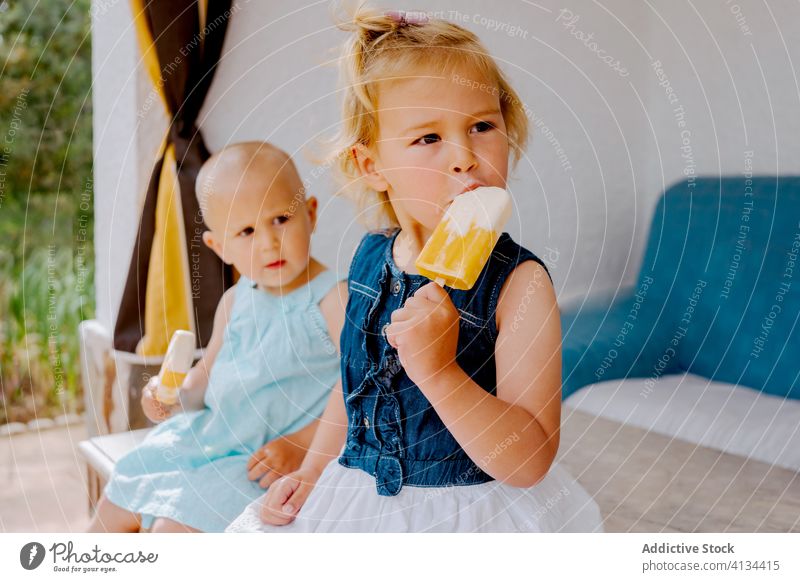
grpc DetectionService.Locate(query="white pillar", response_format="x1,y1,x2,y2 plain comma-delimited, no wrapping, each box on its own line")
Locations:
91,0,167,333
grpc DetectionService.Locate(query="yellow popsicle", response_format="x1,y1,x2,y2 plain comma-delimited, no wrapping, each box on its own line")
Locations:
155,330,195,405
415,186,511,290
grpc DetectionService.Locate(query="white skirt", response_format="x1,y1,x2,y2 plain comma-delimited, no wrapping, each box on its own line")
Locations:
226,459,603,533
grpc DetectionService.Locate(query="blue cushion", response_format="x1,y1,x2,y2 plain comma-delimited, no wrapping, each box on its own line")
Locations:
561,290,677,400
563,176,800,400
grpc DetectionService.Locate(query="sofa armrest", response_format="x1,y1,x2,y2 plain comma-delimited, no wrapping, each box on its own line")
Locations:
560,288,677,399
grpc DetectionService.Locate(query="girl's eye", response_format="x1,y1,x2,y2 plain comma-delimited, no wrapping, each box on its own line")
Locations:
471,121,495,134
238,227,254,238
412,133,441,146
273,214,290,226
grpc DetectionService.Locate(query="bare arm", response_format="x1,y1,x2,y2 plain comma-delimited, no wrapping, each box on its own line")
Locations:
298,379,348,476
388,261,561,487
247,379,347,489
301,279,349,474
182,285,236,397
143,286,236,422
282,418,319,449
258,279,349,524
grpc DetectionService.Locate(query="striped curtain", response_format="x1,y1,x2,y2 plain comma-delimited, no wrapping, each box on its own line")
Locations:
114,0,234,356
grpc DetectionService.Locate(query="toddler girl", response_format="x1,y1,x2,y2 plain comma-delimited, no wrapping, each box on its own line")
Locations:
228,7,602,533
87,142,347,532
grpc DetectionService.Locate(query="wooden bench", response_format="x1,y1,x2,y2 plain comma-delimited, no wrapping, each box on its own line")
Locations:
78,428,151,511
77,320,203,515
78,385,204,514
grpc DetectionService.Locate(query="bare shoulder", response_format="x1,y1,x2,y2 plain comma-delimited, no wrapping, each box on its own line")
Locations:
200,284,237,368
212,285,238,336
496,260,558,332
221,284,237,305
493,260,562,428
318,280,348,351
218,284,237,321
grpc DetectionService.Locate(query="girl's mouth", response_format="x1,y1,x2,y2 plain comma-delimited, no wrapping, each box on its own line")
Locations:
460,181,483,194
265,260,286,269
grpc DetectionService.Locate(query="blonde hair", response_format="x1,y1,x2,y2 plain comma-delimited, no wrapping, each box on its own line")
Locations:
327,2,530,230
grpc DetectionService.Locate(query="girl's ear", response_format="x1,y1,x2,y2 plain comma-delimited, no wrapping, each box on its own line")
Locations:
305,196,318,233
353,143,389,192
203,230,230,264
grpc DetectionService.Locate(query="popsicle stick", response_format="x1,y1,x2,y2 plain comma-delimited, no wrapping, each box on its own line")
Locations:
434,277,447,287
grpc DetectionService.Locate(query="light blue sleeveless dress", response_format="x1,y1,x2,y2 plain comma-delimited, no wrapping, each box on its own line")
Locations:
104,270,342,532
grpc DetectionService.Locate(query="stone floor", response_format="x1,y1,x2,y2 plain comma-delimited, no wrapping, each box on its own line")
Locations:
1,423,91,532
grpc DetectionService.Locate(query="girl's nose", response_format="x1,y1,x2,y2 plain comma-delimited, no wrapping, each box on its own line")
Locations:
448,143,478,174
257,226,279,251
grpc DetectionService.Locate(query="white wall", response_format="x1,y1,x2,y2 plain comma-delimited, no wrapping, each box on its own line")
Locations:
92,0,800,331
642,1,800,193
91,0,168,331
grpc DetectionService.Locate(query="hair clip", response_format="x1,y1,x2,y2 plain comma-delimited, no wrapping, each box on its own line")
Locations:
384,10,429,27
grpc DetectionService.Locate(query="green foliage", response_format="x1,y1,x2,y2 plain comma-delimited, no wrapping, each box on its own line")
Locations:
0,0,93,199
0,196,94,424
0,0,94,424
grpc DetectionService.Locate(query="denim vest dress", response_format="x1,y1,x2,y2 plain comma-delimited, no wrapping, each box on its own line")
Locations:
338,228,551,496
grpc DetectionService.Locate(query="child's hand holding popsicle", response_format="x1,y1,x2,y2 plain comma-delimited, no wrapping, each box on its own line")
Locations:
386,186,512,386
141,330,196,424
385,281,461,386
141,376,179,423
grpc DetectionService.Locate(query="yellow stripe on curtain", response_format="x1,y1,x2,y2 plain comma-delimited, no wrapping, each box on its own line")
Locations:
129,0,194,356
130,0,169,117
139,144,192,356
